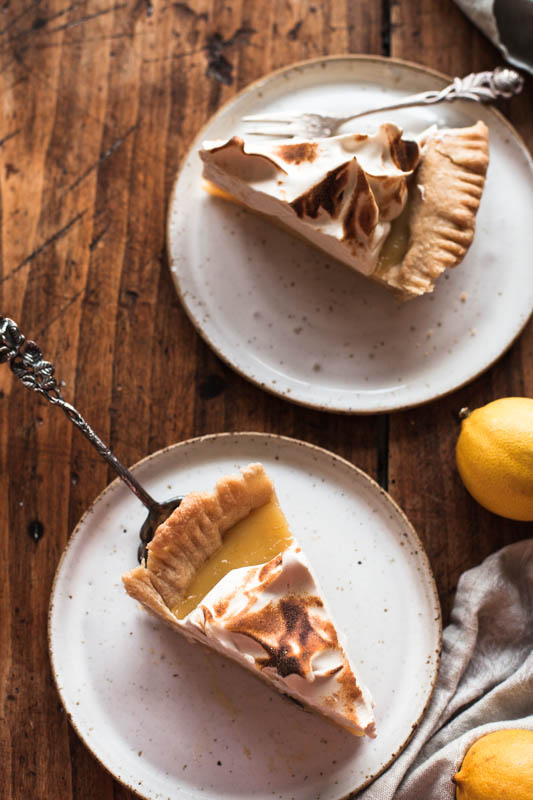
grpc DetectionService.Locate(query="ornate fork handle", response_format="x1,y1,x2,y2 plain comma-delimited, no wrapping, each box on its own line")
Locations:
0,316,157,511
341,67,524,122
410,67,524,104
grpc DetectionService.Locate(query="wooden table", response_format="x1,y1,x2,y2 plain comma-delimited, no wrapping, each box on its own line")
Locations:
1,0,531,796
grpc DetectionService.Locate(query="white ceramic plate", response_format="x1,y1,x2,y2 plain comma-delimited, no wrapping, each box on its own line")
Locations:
49,432,441,800
168,56,533,413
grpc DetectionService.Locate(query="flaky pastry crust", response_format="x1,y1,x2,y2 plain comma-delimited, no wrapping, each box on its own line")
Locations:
122,463,274,613
380,121,489,297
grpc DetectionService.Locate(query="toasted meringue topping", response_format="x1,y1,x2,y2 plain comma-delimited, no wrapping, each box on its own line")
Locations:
200,124,420,277
167,543,375,737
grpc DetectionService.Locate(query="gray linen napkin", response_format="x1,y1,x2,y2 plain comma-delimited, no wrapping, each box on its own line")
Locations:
454,0,533,74
360,539,533,799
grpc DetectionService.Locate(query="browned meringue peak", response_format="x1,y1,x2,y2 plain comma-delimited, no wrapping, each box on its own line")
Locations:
289,124,419,225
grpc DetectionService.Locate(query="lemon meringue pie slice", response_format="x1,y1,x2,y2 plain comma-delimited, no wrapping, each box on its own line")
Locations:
199,121,489,299
122,463,376,738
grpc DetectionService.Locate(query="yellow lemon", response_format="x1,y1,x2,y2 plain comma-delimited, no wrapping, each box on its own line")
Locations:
453,728,533,800
456,397,533,521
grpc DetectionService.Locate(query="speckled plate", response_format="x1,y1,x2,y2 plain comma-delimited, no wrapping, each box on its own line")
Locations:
167,55,533,413
49,432,441,800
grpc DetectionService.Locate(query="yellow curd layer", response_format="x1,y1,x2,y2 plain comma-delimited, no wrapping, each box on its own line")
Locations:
376,191,413,274
174,497,293,619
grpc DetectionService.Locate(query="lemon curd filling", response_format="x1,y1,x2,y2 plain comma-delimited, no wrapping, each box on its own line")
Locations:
376,190,414,275
173,498,293,619
203,179,236,202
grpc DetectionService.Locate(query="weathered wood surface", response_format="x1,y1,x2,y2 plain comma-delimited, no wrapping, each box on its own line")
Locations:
0,0,531,796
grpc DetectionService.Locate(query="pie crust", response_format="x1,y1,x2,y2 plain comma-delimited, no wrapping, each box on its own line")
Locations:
379,121,490,297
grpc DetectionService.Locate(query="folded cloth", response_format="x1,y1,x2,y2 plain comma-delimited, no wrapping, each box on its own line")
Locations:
454,0,533,74
360,539,533,799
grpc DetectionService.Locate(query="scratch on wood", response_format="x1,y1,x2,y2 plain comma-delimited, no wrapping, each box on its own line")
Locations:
0,210,86,285
46,3,126,34
34,288,85,337
204,26,256,86
0,128,20,147
28,2,80,32
18,29,152,51
67,125,137,193
89,222,111,251
143,46,201,63
92,206,107,221
172,2,208,21
0,1,35,36
0,2,82,44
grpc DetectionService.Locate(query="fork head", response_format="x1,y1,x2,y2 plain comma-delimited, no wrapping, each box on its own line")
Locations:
137,496,183,564
242,112,340,139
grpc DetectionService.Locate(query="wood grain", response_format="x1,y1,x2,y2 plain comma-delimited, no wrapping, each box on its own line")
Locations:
0,1,531,797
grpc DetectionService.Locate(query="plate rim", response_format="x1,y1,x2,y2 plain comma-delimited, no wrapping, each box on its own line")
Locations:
166,54,533,415
48,430,442,800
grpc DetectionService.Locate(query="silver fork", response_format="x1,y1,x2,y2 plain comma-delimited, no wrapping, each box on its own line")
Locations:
0,316,182,563
242,67,524,138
